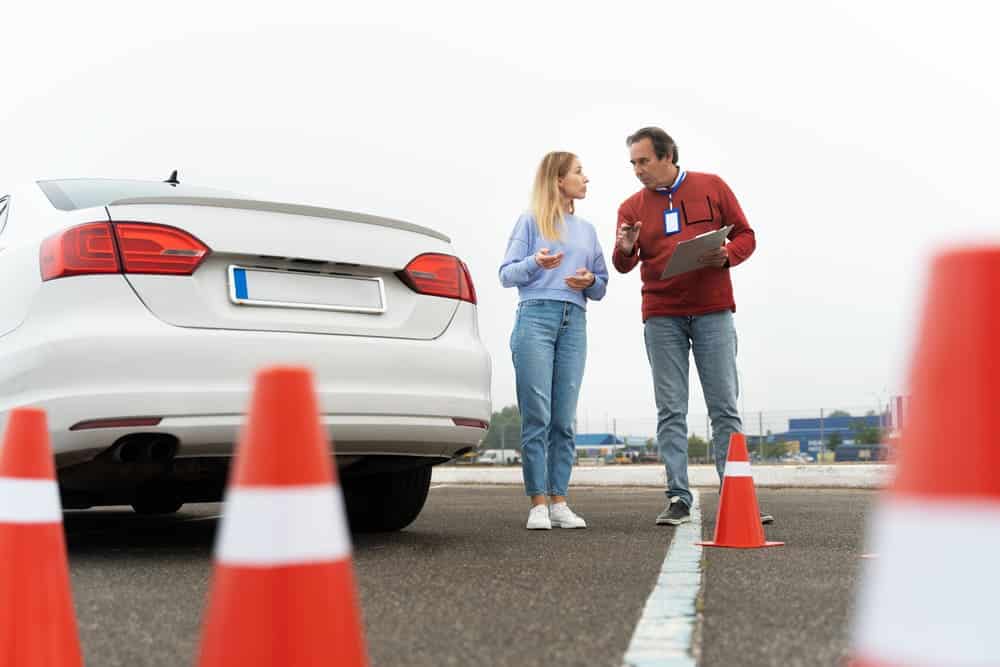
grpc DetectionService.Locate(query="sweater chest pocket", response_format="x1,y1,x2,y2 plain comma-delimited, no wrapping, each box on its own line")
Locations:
681,196,715,226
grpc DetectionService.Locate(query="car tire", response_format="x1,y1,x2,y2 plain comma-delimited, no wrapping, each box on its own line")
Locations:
342,465,432,533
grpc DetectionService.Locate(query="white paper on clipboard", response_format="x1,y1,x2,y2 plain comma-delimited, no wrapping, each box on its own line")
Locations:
660,225,733,279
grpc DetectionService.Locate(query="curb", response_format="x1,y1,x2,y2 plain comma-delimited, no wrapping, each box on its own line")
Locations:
433,464,892,490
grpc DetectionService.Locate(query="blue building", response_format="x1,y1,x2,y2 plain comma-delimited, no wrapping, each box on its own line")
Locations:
770,415,882,457
574,433,624,457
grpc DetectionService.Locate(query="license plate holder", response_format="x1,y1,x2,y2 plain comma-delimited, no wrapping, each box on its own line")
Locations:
227,265,385,314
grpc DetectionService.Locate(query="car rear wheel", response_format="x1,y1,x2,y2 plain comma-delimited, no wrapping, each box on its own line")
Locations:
342,465,432,533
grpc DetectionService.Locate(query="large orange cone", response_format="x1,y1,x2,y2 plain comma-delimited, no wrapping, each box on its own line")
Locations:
850,247,1000,666
697,432,783,549
197,367,368,667
0,408,83,666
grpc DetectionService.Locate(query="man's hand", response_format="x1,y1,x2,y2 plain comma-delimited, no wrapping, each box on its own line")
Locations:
698,245,729,268
617,221,642,254
534,248,564,269
565,268,596,291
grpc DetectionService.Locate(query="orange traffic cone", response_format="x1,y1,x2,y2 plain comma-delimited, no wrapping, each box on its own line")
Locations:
697,432,783,549
850,247,1000,666
0,408,83,667
197,367,368,667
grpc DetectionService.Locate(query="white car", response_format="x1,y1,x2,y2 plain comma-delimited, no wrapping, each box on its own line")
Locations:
477,449,519,465
0,177,491,531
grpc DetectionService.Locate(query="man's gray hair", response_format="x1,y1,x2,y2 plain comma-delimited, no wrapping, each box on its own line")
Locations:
626,127,678,165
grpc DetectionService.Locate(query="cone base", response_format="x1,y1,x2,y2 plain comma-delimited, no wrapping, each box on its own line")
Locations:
198,560,368,667
0,523,83,667
696,540,784,549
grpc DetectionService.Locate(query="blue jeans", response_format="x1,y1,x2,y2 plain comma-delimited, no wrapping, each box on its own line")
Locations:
644,310,741,508
510,299,587,497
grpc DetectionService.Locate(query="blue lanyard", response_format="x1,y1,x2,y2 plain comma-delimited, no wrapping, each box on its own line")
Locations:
655,169,686,208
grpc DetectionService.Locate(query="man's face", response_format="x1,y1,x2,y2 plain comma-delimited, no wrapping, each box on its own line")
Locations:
629,137,675,190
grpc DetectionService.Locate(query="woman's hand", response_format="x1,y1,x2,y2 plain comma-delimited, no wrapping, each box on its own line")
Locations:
534,248,564,269
565,268,596,291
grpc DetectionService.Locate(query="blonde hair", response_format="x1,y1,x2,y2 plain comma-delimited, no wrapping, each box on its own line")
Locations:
530,151,577,241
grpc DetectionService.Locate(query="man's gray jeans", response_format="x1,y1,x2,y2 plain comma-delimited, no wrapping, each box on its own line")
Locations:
644,310,741,508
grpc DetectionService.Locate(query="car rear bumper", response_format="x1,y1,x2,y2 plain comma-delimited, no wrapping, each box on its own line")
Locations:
0,276,492,465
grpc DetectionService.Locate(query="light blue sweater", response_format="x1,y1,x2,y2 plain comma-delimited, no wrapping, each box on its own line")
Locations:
498,212,609,309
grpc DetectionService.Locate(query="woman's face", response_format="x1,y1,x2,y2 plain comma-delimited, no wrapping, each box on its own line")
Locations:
558,158,589,200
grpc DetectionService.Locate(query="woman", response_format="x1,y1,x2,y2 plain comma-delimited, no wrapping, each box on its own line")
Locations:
499,152,609,530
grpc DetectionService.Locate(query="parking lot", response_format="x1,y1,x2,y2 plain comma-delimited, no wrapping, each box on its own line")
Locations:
63,486,875,666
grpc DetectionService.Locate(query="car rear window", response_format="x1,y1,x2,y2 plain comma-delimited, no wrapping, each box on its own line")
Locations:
37,179,237,211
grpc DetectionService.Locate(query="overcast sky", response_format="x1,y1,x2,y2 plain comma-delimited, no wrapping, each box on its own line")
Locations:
3,1,997,437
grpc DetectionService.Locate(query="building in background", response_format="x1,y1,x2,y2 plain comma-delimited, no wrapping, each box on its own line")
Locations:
621,435,652,452
574,433,625,458
769,414,883,459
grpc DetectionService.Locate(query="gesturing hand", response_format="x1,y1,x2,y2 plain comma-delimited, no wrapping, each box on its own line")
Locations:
698,245,729,268
565,268,596,291
535,248,564,270
617,221,642,253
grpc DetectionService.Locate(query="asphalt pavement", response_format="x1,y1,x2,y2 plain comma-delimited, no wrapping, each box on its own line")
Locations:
61,485,877,666
699,489,876,667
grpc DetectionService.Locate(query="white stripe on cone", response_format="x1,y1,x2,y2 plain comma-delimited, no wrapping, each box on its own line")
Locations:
723,461,752,477
0,478,62,523
853,498,1000,664
216,485,352,566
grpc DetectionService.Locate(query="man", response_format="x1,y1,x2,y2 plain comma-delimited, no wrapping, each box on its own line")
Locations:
612,126,772,526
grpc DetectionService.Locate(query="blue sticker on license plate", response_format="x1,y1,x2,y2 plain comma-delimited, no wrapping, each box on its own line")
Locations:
232,268,249,299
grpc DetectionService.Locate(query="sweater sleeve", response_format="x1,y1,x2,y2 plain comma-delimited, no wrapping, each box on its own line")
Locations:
611,200,641,273
498,214,544,288
717,176,756,268
584,228,609,302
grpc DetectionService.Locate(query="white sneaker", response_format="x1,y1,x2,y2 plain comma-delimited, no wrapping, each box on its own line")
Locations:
549,502,587,529
526,504,552,530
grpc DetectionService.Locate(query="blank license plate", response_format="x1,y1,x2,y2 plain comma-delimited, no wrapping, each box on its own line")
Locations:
228,265,385,314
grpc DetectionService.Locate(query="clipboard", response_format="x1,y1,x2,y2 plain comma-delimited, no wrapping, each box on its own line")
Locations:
660,225,733,279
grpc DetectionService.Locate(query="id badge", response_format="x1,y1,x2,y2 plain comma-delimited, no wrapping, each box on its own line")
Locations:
663,208,681,236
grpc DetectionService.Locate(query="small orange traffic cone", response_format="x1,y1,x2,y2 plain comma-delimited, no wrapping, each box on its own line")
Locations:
0,408,83,667
197,366,368,667
697,432,783,549
850,247,1000,665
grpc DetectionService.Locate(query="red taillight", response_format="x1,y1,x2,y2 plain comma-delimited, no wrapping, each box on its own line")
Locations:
398,253,477,304
459,260,477,304
40,221,210,281
40,222,120,280
113,222,209,275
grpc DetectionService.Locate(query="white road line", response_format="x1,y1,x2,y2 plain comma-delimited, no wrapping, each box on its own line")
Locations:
429,484,454,489
622,489,703,667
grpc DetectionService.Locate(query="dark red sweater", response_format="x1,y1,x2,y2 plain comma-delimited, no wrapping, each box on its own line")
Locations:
612,171,755,320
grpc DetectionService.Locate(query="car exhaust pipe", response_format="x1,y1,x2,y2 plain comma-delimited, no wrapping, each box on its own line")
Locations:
112,434,179,464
